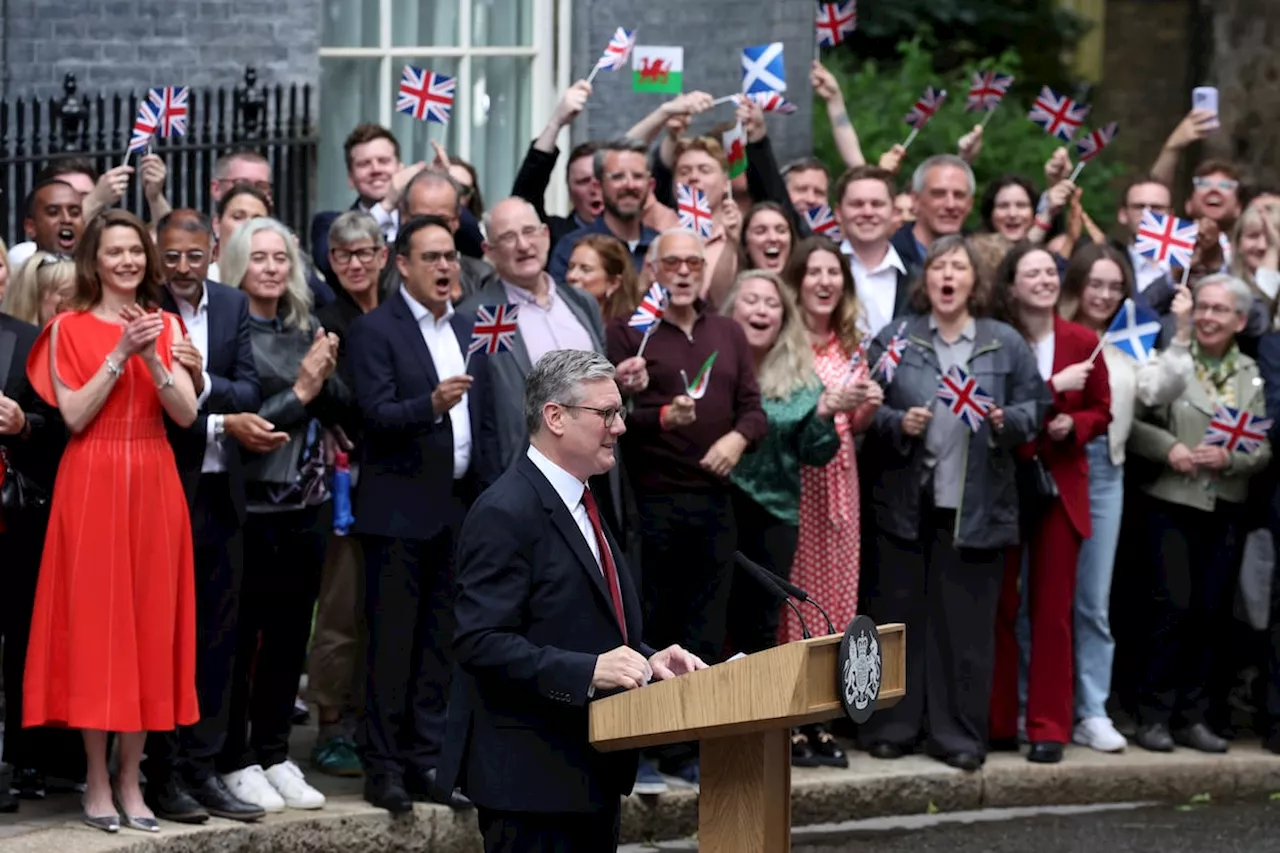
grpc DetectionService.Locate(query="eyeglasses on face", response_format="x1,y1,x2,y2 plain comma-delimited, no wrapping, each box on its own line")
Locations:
1193,176,1239,192
331,246,380,265
416,250,459,266
492,225,544,249
161,250,208,267
658,255,705,273
559,403,626,428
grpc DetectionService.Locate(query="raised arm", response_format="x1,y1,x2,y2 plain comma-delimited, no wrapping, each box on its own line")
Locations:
811,61,864,168
1151,110,1217,188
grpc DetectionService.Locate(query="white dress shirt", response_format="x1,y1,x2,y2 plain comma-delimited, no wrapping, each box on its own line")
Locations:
843,240,906,338
362,202,400,243
172,285,221,473
401,289,472,479
526,444,603,569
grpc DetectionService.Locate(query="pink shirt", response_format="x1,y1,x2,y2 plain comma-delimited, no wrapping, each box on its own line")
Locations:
501,275,596,364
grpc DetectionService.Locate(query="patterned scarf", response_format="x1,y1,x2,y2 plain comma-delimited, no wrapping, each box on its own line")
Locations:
1191,340,1239,408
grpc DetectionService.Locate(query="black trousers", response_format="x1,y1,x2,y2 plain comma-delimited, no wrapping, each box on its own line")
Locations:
217,504,327,773
1139,497,1244,728
359,524,457,780
144,475,244,786
857,509,1004,757
637,490,737,664
477,803,621,853
725,488,798,655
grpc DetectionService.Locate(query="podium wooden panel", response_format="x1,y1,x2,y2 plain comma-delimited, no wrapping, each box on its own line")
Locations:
590,623,905,853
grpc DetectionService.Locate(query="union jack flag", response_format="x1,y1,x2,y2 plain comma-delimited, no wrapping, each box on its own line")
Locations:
1204,403,1272,454
966,71,1013,112
128,100,161,153
803,204,840,240
147,85,189,137
875,321,908,383
594,27,636,72
846,341,867,373
1075,122,1119,162
1134,210,1198,270
1028,86,1089,142
628,283,668,333
468,304,520,355
905,86,947,130
936,364,994,432
743,91,797,115
396,66,456,124
815,1,857,48
676,184,714,239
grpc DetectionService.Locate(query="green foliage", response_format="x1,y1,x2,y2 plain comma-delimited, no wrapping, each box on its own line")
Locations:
814,40,1128,229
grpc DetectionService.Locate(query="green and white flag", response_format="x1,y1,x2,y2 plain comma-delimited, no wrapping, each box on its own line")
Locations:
632,46,683,94
682,352,718,400
722,120,747,179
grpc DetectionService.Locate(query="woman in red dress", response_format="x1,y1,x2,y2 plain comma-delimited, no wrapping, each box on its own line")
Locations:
23,210,199,832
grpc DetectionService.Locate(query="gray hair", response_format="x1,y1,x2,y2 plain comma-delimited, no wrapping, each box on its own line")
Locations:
218,217,314,331
524,349,617,436
647,227,705,268
1195,273,1255,315
398,169,461,219
592,137,650,182
911,154,976,196
328,210,384,249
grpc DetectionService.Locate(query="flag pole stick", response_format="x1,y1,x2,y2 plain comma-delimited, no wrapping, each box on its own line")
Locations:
979,107,998,129
636,325,656,359
119,147,133,171
1087,334,1106,365
585,62,603,85
901,128,920,151
1180,261,1192,287
1068,161,1086,183
711,94,739,107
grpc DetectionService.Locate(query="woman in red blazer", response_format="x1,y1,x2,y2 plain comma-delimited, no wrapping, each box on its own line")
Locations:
989,243,1112,763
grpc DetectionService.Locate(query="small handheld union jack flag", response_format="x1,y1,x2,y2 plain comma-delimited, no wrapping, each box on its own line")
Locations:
628,284,668,333
936,364,994,433
128,100,161,153
397,66,456,124
815,1,857,48
1075,122,1119,162
743,91,797,115
148,86,189,137
676,184,714,239
594,27,636,73
468,304,520,356
803,204,840,240
1204,403,1272,454
1028,86,1089,142
966,71,1013,112
905,86,947,130
874,321,909,383
1134,210,1198,270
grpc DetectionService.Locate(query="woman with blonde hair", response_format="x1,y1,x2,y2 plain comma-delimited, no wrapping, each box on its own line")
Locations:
2,252,76,327
1229,201,1280,340
564,233,642,321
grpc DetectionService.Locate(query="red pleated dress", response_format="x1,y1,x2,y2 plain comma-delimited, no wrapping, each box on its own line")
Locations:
22,311,198,732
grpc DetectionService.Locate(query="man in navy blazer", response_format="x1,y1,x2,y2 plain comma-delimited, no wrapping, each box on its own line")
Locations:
346,214,499,814
147,210,266,824
436,349,705,853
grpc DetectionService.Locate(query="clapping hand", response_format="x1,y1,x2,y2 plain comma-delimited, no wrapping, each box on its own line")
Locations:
171,338,205,395
115,304,165,363
293,327,339,404
1046,412,1075,441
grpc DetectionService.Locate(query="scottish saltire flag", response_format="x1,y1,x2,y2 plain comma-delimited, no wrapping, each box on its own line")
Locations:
396,66,456,124
966,71,1013,112
468,305,520,355
815,1,857,48
803,204,840,240
744,91,797,114
875,321,909,383
1076,122,1119,162
1028,86,1089,141
905,86,947,129
676,184,714,239
1104,299,1162,362
628,284,668,333
147,86,189,136
128,100,161,153
682,352,719,400
1134,210,1197,270
594,27,636,72
936,365,994,432
742,42,786,94
1204,403,1272,454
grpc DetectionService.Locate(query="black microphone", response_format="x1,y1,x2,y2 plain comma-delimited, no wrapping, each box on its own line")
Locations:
733,550,811,640
734,551,838,636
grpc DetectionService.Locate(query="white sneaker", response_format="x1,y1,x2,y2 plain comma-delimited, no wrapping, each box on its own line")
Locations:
222,765,286,813
264,760,326,809
1073,716,1127,753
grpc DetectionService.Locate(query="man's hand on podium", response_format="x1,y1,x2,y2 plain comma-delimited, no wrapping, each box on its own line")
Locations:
592,646,654,692
649,645,708,681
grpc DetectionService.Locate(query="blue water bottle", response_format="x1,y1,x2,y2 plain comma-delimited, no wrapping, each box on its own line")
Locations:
332,451,355,535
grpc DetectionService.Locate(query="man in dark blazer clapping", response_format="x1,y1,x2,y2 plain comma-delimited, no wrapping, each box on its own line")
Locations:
347,214,499,813
435,349,705,853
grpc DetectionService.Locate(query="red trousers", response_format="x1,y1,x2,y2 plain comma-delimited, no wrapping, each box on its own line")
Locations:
990,500,1080,744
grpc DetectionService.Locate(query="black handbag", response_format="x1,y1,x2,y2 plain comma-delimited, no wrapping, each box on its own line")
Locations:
0,445,50,516
1016,455,1059,532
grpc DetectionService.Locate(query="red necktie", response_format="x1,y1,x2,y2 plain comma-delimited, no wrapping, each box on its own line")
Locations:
581,488,627,643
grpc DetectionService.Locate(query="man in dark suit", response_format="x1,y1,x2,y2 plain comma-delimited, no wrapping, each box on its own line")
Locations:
437,348,705,853
310,124,402,284
144,210,266,823
835,164,912,338
889,154,975,281
346,215,499,814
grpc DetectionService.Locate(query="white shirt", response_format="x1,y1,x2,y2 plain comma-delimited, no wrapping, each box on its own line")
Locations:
843,241,906,338
362,202,399,243
1128,245,1167,294
7,241,36,270
171,285,221,473
401,289,472,479
1033,332,1055,382
526,444,602,570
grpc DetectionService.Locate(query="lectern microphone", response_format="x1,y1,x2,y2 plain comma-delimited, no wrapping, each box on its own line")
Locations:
733,550,812,639
733,551,838,636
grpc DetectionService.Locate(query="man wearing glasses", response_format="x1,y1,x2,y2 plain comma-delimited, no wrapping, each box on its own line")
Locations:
1115,178,1179,312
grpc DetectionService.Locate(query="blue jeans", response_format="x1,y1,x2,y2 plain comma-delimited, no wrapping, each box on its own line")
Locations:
1073,436,1124,720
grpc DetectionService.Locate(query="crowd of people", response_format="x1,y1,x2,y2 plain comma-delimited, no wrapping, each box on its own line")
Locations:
1,57,1280,849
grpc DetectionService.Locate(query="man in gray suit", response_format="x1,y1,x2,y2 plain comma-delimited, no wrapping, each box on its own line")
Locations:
383,170,497,302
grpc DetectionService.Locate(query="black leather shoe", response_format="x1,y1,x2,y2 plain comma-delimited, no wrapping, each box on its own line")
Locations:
0,787,17,814
791,730,820,767
867,741,904,760
1173,723,1228,754
144,776,208,824
411,768,473,810
190,776,264,822
10,768,45,800
805,723,849,768
942,751,983,772
1027,741,1064,764
1134,723,1175,752
988,737,1020,753
365,776,413,814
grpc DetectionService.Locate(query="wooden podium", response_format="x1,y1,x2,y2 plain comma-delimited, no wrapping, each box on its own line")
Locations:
589,624,905,853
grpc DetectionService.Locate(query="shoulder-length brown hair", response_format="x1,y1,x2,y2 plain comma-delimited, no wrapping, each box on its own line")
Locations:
906,233,993,317
992,240,1059,340
69,209,164,311
1059,242,1133,325
573,232,641,322
782,235,863,354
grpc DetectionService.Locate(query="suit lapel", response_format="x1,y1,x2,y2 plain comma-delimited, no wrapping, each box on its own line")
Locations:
451,312,483,428
391,293,440,387
0,326,16,394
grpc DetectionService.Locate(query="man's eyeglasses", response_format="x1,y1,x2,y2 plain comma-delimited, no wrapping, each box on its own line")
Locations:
417,250,459,266
559,404,626,428
492,225,543,249
331,246,380,265
1193,177,1239,192
161,250,208,267
1126,203,1172,215
658,255,705,273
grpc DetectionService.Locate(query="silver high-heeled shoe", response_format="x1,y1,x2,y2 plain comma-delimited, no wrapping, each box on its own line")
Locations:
113,792,160,833
81,811,120,833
